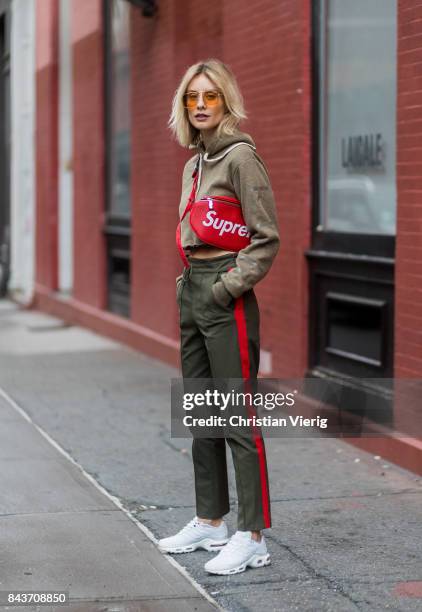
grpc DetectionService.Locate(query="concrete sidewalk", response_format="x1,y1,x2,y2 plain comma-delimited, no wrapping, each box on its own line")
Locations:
0,301,218,612
0,299,421,612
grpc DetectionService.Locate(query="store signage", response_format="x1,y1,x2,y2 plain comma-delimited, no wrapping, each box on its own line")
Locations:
341,133,384,170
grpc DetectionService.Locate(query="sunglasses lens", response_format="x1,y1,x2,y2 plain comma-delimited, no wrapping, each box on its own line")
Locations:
184,93,198,108
204,92,219,105
183,91,222,108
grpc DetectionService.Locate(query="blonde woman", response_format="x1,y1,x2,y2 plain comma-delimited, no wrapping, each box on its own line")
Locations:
159,59,280,575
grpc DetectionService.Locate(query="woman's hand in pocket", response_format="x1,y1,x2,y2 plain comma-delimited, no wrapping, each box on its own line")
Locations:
211,280,234,308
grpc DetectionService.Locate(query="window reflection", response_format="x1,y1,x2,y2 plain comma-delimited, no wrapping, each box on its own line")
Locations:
109,0,131,218
320,0,397,235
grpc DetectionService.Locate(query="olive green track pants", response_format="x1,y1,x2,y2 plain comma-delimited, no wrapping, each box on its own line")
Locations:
178,253,271,531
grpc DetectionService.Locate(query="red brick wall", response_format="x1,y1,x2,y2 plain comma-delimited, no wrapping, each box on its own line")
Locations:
222,0,312,377
71,0,106,309
35,0,312,377
395,1,422,377
130,3,187,340
131,0,311,376
36,0,422,386
35,0,59,291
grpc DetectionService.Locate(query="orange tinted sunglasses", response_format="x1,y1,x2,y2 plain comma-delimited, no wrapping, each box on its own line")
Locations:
183,90,224,109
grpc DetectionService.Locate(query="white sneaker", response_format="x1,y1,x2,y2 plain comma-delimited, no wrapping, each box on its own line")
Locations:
158,517,229,554
204,530,271,575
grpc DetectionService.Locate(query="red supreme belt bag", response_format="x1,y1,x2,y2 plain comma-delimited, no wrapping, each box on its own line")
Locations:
176,154,252,268
190,196,251,251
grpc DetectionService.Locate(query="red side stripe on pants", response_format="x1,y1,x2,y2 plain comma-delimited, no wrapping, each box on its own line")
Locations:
233,295,271,529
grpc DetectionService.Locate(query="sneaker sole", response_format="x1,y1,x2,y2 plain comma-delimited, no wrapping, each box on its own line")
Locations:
158,538,229,554
205,553,271,575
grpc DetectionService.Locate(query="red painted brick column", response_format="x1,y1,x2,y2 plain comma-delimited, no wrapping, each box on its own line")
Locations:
71,0,106,309
130,2,219,342
130,3,191,342
222,0,312,377
35,0,59,291
395,1,422,379
391,1,422,452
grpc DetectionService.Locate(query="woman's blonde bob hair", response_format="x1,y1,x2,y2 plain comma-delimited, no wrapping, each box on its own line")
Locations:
168,58,247,148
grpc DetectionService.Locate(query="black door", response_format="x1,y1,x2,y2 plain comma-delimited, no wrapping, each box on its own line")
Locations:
0,0,11,296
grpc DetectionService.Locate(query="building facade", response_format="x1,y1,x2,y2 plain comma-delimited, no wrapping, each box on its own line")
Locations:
0,0,36,303
1,0,421,471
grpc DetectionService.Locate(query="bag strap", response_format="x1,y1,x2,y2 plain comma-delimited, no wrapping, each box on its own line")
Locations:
176,156,200,268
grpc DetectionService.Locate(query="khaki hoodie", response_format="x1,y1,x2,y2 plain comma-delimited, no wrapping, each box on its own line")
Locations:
178,128,280,306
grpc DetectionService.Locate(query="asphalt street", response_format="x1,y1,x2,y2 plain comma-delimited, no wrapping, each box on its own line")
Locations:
0,299,421,612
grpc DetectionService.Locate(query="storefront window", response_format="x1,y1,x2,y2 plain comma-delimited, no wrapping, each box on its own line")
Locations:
104,0,131,317
319,0,397,235
107,0,131,218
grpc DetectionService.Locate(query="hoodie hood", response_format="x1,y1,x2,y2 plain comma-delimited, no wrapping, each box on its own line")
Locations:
193,128,256,159
192,128,257,191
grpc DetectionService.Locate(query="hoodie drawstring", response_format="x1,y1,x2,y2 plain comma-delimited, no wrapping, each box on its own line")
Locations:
197,153,203,193
196,142,256,193
203,142,256,163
